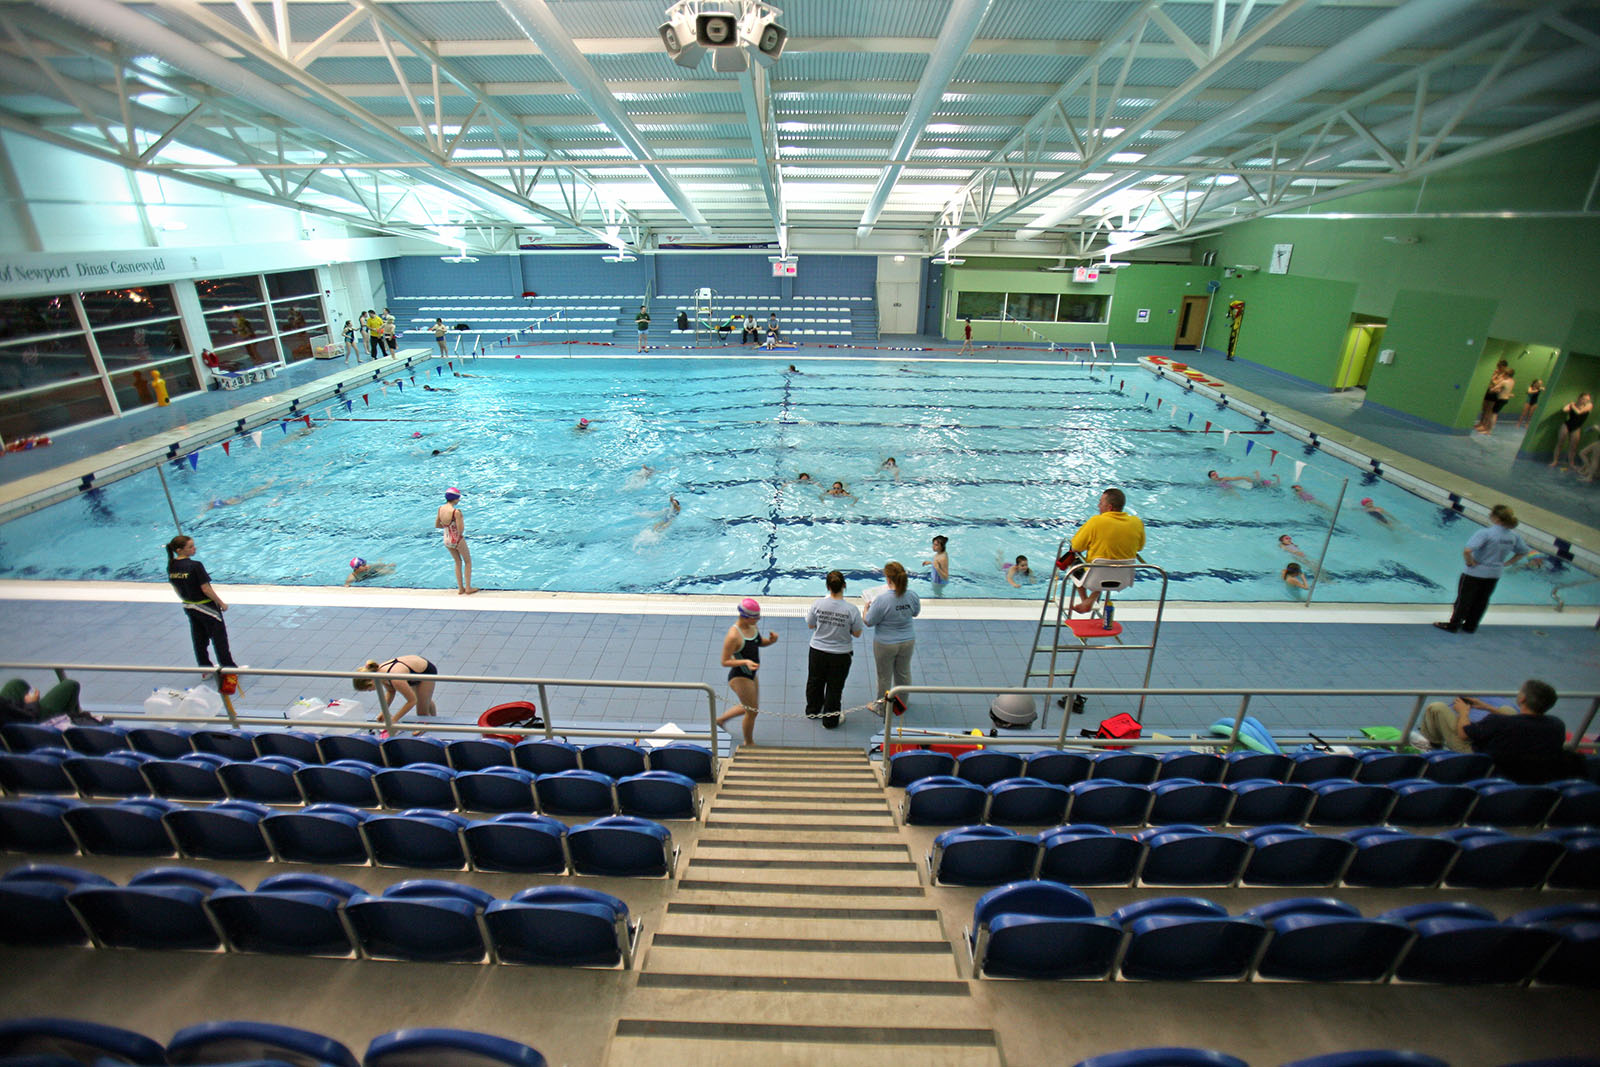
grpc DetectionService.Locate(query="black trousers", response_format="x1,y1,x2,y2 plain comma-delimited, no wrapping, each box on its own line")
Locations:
368,335,384,360
1446,573,1498,633
185,608,236,668
806,647,853,722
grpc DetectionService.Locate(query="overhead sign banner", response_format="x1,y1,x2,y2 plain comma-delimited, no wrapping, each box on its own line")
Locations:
0,249,224,297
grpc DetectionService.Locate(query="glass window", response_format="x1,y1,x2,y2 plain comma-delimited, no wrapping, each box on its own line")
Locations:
955,292,1005,319
0,378,112,439
196,275,264,311
108,358,200,413
0,295,78,341
80,286,179,328
205,306,273,350
272,296,325,336
1007,293,1059,321
0,334,97,393
266,269,319,300
210,336,280,369
1057,295,1108,323
95,321,189,369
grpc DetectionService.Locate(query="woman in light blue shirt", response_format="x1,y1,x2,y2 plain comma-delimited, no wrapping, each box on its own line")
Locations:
1435,503,1528,634
863,560,921,713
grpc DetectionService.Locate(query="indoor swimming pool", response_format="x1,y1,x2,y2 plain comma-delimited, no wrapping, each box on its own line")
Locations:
0,355,1590,605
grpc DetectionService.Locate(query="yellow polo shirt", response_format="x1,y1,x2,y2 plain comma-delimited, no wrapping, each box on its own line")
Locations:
1071,510,1146,562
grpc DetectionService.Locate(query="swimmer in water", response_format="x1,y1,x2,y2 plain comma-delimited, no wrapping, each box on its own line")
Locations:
796,472,814,485
344,558,396,586
787,364,800,374
1359,497,1393,525
923,535,950,594
1278,534,1312,565
421,384,452,392
430,444,461,457
1290,483,1332,511
1282,562,1311,595
880,457,901,482
575,418,592,433
1207,470,1253,489
823,481,856,503
999,553,1032,588
650,495,680,532
204,479,278,511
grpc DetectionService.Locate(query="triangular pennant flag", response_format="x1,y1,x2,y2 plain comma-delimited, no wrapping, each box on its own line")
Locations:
220,441,230,456
396,382,403,391
1204,420,1212,433
187,453,198,470
344,400,353,413
1119,379,1125,390
1293,460,1306,481
251,431,263,448
301,415,312,428
1244,439,1255,457
362,394,369,406
1222,429,1233,446
1188,413,1195,425
1156,398,1163,409
1269,449,1279,465
435,366,443,376
279,421,288,434
409,376,415,385
448,361,454,370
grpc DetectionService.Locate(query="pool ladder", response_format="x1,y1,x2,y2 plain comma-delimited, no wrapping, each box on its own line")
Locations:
1021,541,1169,727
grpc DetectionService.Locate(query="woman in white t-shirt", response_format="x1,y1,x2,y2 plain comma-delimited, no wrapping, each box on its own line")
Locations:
805,570,863,729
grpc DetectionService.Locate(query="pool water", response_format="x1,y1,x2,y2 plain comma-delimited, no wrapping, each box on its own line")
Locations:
1,356,1588,605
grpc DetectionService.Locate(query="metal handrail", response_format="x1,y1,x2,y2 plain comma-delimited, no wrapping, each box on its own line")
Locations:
0,661,724,778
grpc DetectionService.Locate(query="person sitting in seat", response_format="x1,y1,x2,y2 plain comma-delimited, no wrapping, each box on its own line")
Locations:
1,677,104,726
1068,487,1146,614
1412,679,1575,784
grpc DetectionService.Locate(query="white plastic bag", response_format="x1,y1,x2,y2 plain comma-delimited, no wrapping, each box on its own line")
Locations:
144,688,186,717
178,683,222,718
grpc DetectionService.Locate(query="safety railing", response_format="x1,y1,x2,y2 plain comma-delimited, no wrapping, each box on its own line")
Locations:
0,662,724,779
866,683,1600,782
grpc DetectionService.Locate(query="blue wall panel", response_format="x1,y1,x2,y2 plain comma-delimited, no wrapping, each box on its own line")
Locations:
520,254,646,296
383,255,518,297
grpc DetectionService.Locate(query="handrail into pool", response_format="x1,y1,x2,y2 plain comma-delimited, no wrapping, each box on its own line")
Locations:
0,661,724,778
868,683,1600,785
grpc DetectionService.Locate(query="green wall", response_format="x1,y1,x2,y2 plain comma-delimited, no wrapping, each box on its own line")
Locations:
1364,290,1498,427
1196,271,1359,385
1102,265,1218,347
940,259,1116,344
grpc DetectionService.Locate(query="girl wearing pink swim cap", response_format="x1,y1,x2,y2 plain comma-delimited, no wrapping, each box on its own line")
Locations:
435,488,479,594
716,597,778,745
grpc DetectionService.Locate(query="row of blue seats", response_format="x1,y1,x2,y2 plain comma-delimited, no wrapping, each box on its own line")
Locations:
930,823,1599,890
1068,1048,1589,1067
0,1016,547,1067
965,880,1597,984
0,752,701,818
0,725,716,780
889,748,1539,787
0,863,637,967
902,774,1599,829
0,799,676,876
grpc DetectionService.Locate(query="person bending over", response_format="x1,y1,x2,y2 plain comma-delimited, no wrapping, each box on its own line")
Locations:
353,654,439,725
1413,679,1574,784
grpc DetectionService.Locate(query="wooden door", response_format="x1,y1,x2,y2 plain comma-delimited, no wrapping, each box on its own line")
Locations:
1173,295,1209,349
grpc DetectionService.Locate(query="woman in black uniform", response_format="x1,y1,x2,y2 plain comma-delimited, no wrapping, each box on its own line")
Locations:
166,535,237,673
1550,392,1593,468
715,597,778,745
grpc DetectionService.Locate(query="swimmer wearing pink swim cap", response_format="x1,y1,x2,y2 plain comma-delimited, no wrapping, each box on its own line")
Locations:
436,490,478,594
576,418,591,431
716,596,779,745
344,557,394,586
1359,497,1393,525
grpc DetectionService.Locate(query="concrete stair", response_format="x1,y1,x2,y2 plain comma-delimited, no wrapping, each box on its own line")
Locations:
607,746,1001,1066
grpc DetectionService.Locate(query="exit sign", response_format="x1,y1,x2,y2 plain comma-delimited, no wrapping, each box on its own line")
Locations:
1073,266,1100,282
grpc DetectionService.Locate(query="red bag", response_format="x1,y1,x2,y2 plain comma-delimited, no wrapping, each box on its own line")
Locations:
478,700,543,744
1093,713,1141,750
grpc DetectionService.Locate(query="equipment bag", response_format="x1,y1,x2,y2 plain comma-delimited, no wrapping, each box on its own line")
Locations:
1083,712,1141,750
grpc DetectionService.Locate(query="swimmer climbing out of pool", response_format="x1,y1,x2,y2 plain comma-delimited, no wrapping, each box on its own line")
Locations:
344,558,396,586
923,535,950,595
999,553,1032,587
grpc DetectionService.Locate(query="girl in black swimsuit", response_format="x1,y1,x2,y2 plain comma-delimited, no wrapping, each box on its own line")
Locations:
1550,392,1593,468
352,653,439,724
715,597,778,745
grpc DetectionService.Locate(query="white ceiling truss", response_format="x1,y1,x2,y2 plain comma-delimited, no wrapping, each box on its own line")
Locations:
0,0,1595,260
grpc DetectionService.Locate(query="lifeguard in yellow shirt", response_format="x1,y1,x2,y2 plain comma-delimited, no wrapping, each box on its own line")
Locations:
1069,487,1145,613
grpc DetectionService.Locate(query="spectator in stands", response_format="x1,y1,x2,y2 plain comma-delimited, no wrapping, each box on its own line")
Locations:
1435,503,1527,634
805,570,862,730
1,676,102,726
716,597,778,745
1412,680,1574,783
166,535,239,675
742,312,760,344
863,561,920,714
352,654,439,724
364,309,384,361
1068,488,1145,614
381,309,398,354
436,488,479,595
636,305,651,352
431,318,448,355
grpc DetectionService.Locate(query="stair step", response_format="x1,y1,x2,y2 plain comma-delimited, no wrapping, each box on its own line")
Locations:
619,987,983,1025
710,804,887,816
703,818,897,833
675,879,924,897
686,855,911,871
636,971,967,996
665,902,939,921
676,865,919,887
717,785,884,795
654,913,944,942
642,945,960,979
608,1029,998,1067
696,829,902,845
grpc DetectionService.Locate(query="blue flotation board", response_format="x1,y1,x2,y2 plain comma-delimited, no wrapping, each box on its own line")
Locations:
1207,714,1282,754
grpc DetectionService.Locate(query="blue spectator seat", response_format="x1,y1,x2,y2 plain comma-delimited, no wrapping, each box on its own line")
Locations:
1118,906,1270,981
140,752,228,801
930,825,1039,886
463,813,568,874
0,748,76,794
164,800,272,860
1465,778,1560,827
1225,780,1314,826
1307,781,1396,826
567,815,674,877
616,771,699,820
486,886,636,968
985,777,1069,825
365,1028,548,1067
0,865,111,946
1157,751,1225,783
1239,825,1356,886
447,737,515,772
647,743,715,782
1147,779,1233,825
218,756,307,804
534,769,617,816
1023,750,1094,785
454,768,537,814
1547,779,1600,826
61,724,130,755
166,1020,360,1067
1542,828,1600,891
373,763,458,811
1512,903,1600,988
1287,751,1360,783
1386,779,1476,828
262,804,371,866
364,810,470,870
0,1018,167,1067
1439,827,1565,889
1386,906,1563,984
0,722,62,753
1036,825,1148,886
1222,752,1291,783
191,728,259,761
63,798,180,857
1420,751,1493,783
1281,1053,1449,1067
253,729,322,763
955,750,1025,786
0,797,80,853
903,776,988,825
346,879,494,963
295,759,381,807
1341,827,1459,888
1066,781,1152,826
1248,899,1414,982
972,879,1095,928
513,739,581,775
62,751,156,798
1072,1049,1247,1067
381,734,449,768
1135,827,1251,886
317,733,383,765
207,873,363,958
886,750,955,787
126,726,194,758
967,880,1110,978
68,866,240,950
1354,751,1427,783
581,743,648,779
1093,751,1161,784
